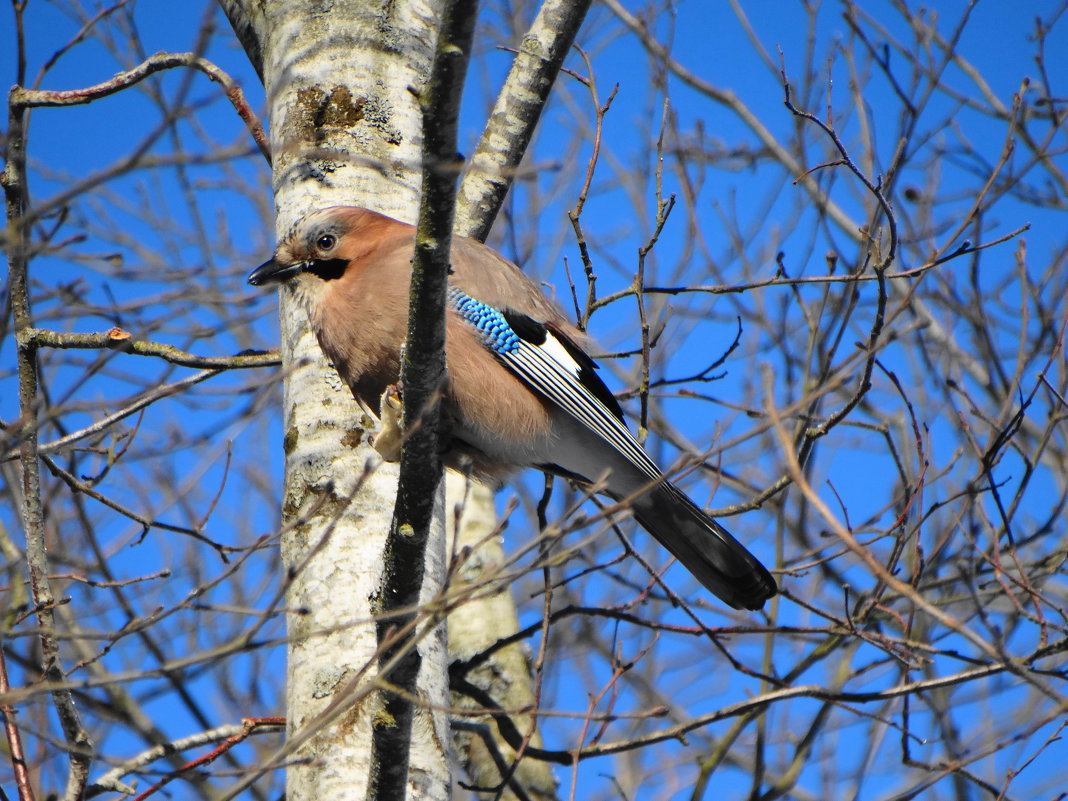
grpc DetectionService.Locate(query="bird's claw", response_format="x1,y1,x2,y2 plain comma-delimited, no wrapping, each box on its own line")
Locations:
370,383,404,462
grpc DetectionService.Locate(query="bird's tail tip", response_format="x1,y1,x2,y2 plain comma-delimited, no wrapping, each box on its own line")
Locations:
632,484,776,610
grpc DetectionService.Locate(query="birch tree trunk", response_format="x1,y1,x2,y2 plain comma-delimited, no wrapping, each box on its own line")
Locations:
219,2,581,797
258,3,450,798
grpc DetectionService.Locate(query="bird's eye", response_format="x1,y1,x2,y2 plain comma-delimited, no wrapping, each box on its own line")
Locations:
316,233,337,252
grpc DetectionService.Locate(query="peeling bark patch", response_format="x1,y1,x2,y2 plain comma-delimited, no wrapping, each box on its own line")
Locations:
282,497,303,519
340,425,366,449
283,425,299,455
295,85,367,143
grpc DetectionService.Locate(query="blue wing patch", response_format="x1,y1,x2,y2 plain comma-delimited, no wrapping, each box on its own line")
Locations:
448,287,520,355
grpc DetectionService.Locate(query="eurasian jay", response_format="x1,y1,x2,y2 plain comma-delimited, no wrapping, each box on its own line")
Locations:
249,206,776,610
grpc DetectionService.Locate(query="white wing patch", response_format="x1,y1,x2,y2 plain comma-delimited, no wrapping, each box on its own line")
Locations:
538,330,582,378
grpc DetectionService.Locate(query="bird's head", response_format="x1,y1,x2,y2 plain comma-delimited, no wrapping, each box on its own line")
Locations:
247,206,361,288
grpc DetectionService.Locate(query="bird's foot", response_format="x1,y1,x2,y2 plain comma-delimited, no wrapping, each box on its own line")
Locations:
370,382,404,462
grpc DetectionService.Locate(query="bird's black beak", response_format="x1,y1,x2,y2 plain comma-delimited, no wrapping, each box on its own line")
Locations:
247,258,306,286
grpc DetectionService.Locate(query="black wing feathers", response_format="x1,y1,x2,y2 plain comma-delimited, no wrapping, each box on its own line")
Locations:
501,308,625,422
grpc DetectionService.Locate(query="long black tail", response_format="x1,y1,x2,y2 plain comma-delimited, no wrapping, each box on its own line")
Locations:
630,483,776,610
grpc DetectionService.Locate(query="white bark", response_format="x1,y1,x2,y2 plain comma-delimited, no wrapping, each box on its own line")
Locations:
260,2,450,798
